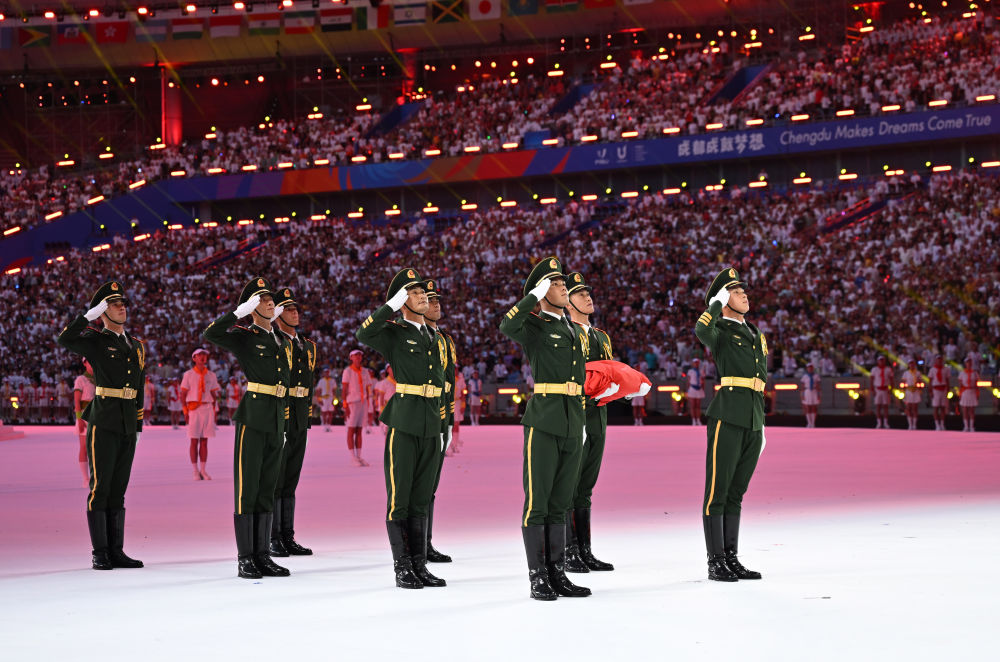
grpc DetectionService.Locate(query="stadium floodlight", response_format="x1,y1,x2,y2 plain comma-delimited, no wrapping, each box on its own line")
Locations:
835,109,855,117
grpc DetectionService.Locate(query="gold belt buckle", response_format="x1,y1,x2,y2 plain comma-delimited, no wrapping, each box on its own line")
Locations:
422,384,433,397
566,382,579,396
276,385,287,398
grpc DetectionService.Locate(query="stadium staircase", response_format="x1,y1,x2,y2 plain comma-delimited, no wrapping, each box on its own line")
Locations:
189,235,271,273
707,64,771,106
821,190,917,234
366,101,426,137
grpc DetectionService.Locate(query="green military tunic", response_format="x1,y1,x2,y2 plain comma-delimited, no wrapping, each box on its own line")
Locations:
356,304,446,521
275,329,317,498
572,322,613,509
58,315,147,512
430,328,457,495
694,298,768,517
500,297,587,527
203,314,292,515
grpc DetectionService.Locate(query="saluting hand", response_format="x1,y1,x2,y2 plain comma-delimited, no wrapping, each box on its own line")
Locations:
272,305,285,320
84,300,108,321
387,286,409,312
234,294,260,318
709,287,730,308
528,277,552,301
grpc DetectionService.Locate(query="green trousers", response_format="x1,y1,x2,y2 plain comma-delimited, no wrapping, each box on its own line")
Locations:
275,427,308,498
233,422,283,515
573,424,607,509
384,428,438,521
703,418,763,517
522,426,583,526
85,423,137,512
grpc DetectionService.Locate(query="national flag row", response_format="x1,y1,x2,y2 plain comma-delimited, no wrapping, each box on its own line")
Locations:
0,0,654,48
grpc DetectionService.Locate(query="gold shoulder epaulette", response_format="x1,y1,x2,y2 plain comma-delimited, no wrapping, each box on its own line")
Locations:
504,305,521,320
698,312,712,326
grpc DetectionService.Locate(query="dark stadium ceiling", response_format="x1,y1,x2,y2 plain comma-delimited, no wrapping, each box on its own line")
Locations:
0,1,907,73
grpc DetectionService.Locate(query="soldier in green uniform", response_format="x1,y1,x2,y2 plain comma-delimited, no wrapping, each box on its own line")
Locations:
563,271,615,573
203,277,292,579
423,278,455,564
694,268,766,582
56,280,146,571
356,268,447,590
269,287,318,557
499,256,592,601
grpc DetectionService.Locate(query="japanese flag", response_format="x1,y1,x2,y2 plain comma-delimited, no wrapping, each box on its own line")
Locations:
469,0,501,20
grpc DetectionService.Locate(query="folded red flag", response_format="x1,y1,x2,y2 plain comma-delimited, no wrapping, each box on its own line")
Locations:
584,360,652,406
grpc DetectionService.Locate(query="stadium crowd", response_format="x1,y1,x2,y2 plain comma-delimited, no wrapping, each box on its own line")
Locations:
3,11,996,232
2,170,997,423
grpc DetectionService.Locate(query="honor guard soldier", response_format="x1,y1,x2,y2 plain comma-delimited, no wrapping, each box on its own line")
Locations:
695,268,766,582
203,277,292,579
356,268,448,590
57,280,146,571
563,272,615,573
499,256,591,601
423,278,455,563
270,288,318,557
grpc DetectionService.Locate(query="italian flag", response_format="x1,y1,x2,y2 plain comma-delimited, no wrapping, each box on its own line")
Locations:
248,13,281,36
355,5,391,30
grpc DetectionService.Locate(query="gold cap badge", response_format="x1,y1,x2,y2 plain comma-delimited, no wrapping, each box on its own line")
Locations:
426,280,434,290
549,258,558,269
257,278,265,287
574,274,581,282
110,282,119,291
284,289,290,297
728,268,736,278
407,269,415,279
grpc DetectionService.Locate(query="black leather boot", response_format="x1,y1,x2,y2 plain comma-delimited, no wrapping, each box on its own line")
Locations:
407,517,447,587
703,514,738,582
425,498,452,563
564,508,589,573
386,520,423,589
254,512,290,577
522,525,557,601
281,497,312,556
576,508,614,571
234,513,261,579
269,498,290,557
87,510,113,570
546,523,591,597
724,514,762,580
106,509,143,568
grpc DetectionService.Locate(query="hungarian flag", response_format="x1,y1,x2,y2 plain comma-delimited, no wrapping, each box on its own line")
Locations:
248,13,281,36
583,0,615,7
209,16,242,39
283,11,316,34
431,0,465,23
320,7,353,32
545,0,579,12
469,0,501,20
355,5,391,30
95,21,129,43
508,0,540,16
135,19,168,43
394,2,427,26
19,27,52,48
172,18,205,40
57,24,88,45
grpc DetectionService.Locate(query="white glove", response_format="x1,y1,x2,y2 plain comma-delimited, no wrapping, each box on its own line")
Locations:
234,294,260,318
528,277,552,301
272,305,285,320
709,287,730,308
625,382,652,399
582,427,587,447
759,428,766,457
84,300,108,321
444,428,453,451
387,286,409,312
595,383,620,401
440,433,445,453
135,432,142,444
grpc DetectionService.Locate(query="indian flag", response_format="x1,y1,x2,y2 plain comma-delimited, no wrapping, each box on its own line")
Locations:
283,11,316,34
172,17,205,40
248,13,281,36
